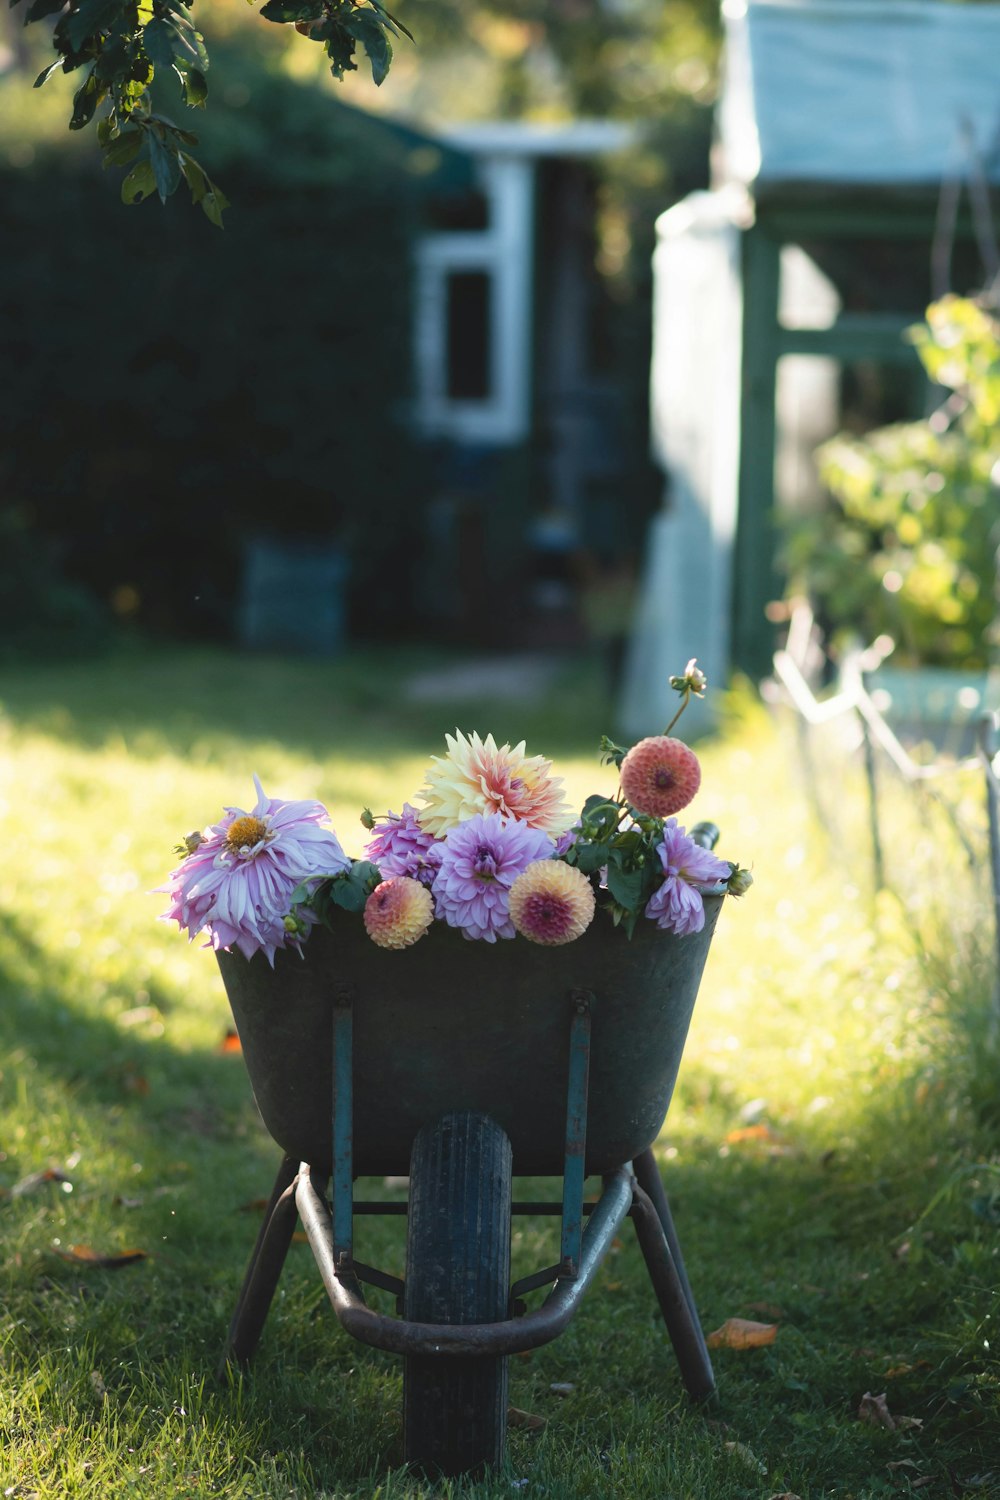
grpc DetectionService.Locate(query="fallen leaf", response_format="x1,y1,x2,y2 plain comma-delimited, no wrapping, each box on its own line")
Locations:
238,1198,270,1214
859,1391,895,1430
765,1493,802,1499
90,1370,107,1400
122,1068,150,1097
507,1406,547,1432
725,1124,776,1145
219,1029,242,1054
723,1440,767,1474
12,1168,72,1198
887,1459,922,1474
707,1317,778,1350
859,1391,923,1434
549,1382,575,1398
53,1245,148,1269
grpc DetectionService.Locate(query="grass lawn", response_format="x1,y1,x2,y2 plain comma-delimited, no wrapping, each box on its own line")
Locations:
0,643,997,1499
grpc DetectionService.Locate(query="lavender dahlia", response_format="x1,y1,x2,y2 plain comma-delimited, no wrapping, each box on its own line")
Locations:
159,776,351,964
644,820,730,937
365,803,443,887
431,811,555,942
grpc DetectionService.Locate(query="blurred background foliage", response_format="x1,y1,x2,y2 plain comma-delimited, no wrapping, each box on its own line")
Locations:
783,295,1000,669
0,0,720,656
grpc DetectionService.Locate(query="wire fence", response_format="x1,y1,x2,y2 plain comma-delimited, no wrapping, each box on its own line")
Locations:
762,609,1000,1018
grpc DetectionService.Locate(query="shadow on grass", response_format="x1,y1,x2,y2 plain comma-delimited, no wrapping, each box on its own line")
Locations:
0,643,619,765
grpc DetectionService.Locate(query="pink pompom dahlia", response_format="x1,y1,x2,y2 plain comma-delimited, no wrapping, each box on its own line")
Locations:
620,736,701,819
644,820,730,937
509,860,595,946
431,811,555,942
416,731,574,838
364,876,434,950
365,803,444,887
158,776,350,964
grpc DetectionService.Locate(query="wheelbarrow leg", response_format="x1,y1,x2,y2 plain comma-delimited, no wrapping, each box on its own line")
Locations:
218,1153,300,1374
630,1155,715,1404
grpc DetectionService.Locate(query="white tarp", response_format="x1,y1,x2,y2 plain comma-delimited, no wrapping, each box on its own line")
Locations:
719,0,1000,190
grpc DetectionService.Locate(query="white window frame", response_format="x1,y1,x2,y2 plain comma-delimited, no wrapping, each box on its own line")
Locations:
414,155,535,445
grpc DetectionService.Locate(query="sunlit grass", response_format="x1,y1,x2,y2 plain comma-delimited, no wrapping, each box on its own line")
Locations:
1,644,997,1497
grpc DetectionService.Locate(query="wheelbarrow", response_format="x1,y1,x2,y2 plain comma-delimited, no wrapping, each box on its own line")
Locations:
215,890,725,1477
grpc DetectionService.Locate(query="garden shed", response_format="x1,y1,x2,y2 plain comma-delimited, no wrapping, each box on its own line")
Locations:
622,0,1000,735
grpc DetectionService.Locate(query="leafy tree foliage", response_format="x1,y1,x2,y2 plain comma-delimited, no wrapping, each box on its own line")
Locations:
13,0,409,222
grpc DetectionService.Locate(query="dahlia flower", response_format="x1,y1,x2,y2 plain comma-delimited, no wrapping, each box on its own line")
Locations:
365,803,443,887
431,811,555,942
416,731,574,838
620,735,701,819
364,876,434,949
159,776,351,964
644,820,730,937
509,859,595,946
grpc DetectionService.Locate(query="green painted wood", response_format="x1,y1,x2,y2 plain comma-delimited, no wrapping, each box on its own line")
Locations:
734,225,782,680
216,895,724,1178
776,314,922,363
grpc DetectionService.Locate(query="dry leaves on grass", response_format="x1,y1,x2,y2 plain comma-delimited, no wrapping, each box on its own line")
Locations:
52,1244,148,1269
707,1317,778,1350
507,1406,547,1432
219,1029,242,1054
858,1391,924,1433
11,1168,73,1198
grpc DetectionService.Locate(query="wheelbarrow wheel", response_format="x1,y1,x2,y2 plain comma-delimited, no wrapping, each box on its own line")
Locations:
403,1110,512,1478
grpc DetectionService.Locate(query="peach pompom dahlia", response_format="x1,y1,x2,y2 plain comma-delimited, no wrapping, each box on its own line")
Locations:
363,876,434,950
509,860,596,946
619,736,701,820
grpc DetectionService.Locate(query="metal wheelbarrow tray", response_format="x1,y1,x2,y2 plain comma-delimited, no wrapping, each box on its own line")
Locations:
216,892,725,1476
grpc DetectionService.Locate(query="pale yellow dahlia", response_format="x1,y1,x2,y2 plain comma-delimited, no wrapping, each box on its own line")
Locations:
363,876,434,950
415,730,574,838
509,859,595,946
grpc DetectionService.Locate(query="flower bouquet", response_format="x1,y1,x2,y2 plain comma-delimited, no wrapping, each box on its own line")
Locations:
156,663,748,1176
159,662,749,968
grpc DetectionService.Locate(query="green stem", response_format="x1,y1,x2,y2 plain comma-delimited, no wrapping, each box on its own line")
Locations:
663,688,690,737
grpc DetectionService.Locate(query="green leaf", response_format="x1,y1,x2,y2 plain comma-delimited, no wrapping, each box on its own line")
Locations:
259,0,323,21
344,9,392,86
120,157,156,204
605,863,645,912
142,16,177,69
33,59,64,89
181,65,207,106
66,0,125,53
568,842,607,876
199,183,229,229
26,0,69,21
101,128,143,167
70,70,106,130
148,130,182,202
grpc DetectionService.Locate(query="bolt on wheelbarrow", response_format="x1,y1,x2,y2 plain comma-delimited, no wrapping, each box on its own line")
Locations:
215,891,725,1478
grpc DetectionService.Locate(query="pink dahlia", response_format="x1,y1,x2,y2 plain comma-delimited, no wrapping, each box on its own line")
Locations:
620,736,701,819
364,877,434,950
365,803,444,887
509,860,595,946
158,776,351,964
431,811,555,942
644,820,730,937
416,731,574,837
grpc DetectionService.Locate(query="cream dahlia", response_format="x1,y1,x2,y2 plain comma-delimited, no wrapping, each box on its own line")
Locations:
619,736,701,819
363,876,434,950
416,730,574,837
509,859,596,946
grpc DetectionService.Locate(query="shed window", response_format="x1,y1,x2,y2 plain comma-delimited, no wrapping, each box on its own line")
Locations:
445,271,491,401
